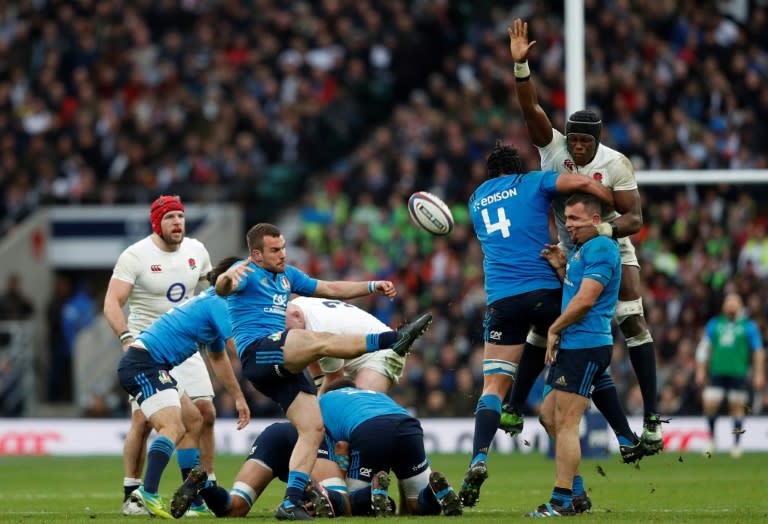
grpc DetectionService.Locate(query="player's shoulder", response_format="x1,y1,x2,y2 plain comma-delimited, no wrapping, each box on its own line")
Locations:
180,237,209,252
585,235,620,256
121,235,153,254
597,145,634,172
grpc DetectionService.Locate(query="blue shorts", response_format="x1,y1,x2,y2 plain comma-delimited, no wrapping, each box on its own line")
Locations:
710,375,748,392
484,288,562,345
116,347,176,405
240,332,316,413
347,415,429,482
546,345,612,399
247,422,298,483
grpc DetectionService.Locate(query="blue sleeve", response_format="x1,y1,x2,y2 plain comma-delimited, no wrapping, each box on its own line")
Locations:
208,299,232,352
538,171,560,197
704,319,716,340
286,265,318,295
582,238,617,287
746,321,764,351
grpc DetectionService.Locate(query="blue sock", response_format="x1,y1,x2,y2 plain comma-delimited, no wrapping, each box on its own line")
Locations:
550,486,572,508
285,471,310,504
366,331,397,352
471,394,501,464
592,372,636,442
177,447,199,480
734,419,743,444
617,434,635,447
349,487,372,515
417,485,441,514
201,485,231,517
144,436,175,493
572,475,585,496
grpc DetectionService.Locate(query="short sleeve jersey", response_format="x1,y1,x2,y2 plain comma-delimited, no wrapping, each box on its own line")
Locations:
468,171,562,304
226,261,318,356
111,236,212,334
318,387,410,441
137,288,232,367
560,236,621,349
539,129,636,251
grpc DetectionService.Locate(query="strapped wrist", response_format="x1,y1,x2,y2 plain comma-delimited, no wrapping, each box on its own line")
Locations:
119,331,135,344
367,281,376,294
514,61,531,81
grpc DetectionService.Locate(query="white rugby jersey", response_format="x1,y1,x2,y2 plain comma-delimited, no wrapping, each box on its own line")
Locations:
111,236,212,334
292,296,390,336
539,129,637,250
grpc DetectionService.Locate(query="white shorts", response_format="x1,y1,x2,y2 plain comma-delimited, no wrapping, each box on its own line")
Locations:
319,350,406,384
170,352,215,400
140,388,181,419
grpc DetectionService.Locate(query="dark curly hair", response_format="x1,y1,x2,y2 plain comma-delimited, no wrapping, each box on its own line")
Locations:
207,256,244,286
486,140,524,179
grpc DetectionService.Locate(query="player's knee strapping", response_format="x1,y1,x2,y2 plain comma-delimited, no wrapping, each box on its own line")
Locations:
616,298,653,347
482,359,518,378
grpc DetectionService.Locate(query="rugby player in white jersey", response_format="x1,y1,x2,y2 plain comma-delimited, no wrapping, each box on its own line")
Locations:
508,18,664,452
285,297,405,394
103,195,216,516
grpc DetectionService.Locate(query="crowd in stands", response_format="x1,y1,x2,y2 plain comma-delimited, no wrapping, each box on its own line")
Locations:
0,1,766,420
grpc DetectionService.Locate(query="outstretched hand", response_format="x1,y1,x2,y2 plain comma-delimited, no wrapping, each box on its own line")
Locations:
508,18,537,63
374,280,397,299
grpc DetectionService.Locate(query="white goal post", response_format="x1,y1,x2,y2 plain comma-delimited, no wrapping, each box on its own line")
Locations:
636,170,768,185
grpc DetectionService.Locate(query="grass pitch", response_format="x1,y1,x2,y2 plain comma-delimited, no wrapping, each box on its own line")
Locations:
0,451,766,523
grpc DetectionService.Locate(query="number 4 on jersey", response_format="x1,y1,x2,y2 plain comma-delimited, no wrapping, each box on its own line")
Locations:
482,208,512,238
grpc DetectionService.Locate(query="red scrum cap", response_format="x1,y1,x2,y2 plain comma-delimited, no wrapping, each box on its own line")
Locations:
150,195,185,235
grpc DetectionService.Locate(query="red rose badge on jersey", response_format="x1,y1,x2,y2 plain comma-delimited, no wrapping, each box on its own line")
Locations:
188,258,196,270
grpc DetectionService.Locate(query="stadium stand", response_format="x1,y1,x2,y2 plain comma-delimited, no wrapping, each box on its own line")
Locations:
0,1,766,419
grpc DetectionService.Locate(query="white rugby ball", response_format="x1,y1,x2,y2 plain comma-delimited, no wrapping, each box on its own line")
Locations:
407,191,454,236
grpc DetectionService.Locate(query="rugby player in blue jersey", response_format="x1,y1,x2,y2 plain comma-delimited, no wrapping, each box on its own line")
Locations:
116,257,251,519
460,141,613,507
318,383,462,517
528,193,622,517
215,223,431,520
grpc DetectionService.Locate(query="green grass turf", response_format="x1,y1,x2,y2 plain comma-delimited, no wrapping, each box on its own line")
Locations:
0,451,766,523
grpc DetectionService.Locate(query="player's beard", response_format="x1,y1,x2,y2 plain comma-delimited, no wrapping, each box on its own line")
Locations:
160,228,184,247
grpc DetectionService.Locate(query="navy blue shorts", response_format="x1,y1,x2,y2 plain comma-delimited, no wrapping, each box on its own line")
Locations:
347,415,429,483
484,288,562,345
547,345,612,399
247,422,298,483
710,375,748,391
240,332,316,413
116,347,176,405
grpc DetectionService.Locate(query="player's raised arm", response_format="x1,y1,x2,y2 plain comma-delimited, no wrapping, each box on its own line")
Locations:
509,18,553,148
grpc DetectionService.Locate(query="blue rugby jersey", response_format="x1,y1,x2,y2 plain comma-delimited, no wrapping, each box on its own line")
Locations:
468,171,562,305
319,387,410,441
560,236,621,349
226,260,317,357
137,287,231,366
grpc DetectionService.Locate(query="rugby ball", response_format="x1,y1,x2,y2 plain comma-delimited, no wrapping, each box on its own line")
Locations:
407,191,454,236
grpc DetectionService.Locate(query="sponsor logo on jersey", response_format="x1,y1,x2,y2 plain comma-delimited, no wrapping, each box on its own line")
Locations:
158,370,172,384
474,187,518,210
151,264,162,272
188,258,196,270
268,332,282,341
272,294,287,307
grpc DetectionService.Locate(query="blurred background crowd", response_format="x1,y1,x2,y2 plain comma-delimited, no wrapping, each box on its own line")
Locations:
0,0,766,420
